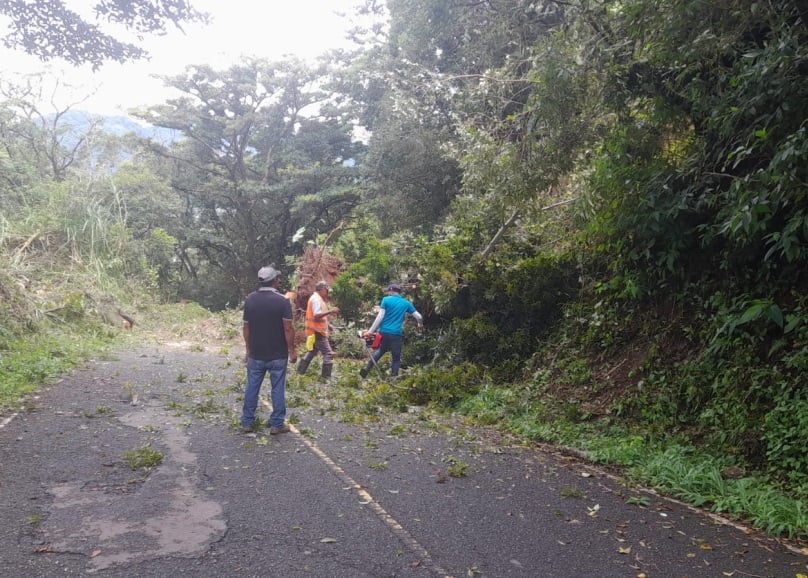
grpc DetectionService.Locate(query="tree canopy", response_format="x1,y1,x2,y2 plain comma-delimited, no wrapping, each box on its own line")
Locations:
0,0,208,69
133,58,363,304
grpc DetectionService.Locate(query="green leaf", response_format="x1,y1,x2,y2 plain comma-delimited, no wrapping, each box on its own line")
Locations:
766,305,784,328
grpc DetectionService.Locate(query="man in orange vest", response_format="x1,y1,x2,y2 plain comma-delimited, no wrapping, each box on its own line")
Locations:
296,281,340,382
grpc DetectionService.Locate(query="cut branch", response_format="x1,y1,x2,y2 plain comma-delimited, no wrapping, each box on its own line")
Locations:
480,209,520,259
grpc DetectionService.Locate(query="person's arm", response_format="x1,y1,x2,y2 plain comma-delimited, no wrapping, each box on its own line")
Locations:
412,310,424,327
283,318,297,363
242,322,250,363
367,308,385,334
314,305,340,319
311,295,339,319
314,309,339,318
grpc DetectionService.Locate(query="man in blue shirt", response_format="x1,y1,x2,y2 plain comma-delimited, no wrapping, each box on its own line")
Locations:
360,284,423,378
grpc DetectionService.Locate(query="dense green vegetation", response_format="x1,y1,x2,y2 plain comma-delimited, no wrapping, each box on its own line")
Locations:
2,0,807,540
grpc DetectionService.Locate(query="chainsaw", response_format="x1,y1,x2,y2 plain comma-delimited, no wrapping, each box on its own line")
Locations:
358,330,382,349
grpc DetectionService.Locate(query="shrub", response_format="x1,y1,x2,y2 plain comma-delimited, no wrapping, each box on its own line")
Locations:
763,392,808,485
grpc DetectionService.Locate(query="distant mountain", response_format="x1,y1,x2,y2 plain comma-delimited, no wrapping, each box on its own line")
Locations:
100,114,182,143
53,110,182,145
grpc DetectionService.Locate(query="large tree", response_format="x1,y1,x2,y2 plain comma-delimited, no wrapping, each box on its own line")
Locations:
135,57,363,306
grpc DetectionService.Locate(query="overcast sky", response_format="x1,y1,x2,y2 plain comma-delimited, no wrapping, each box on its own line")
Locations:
1,0,372,116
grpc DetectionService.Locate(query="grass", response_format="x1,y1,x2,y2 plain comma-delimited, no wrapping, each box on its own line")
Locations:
560,486,585,499
82,405,115,418
456,383,808,540
123,445,164,470
191,397,225,418
631,446,808,539
446,457,470,478
0,324,112,412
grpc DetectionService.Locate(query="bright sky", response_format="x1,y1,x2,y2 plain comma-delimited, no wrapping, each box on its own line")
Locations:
1,0,372,116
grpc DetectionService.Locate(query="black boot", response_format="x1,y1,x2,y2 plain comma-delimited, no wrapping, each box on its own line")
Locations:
359,366,369,378
321,363,333,383
297,358,311,374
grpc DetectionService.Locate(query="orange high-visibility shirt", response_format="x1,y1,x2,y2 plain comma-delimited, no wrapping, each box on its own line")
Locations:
305,292,327,336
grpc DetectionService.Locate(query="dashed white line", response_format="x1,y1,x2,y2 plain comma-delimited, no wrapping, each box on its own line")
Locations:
260,397,453,577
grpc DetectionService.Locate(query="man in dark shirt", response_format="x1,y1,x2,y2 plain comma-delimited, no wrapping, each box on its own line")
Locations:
241,266,297,434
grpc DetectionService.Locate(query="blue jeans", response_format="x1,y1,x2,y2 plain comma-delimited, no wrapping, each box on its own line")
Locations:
242,357,287,428
366,333,404,376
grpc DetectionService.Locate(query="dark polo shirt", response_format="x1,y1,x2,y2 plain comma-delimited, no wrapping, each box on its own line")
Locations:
243,287,293,361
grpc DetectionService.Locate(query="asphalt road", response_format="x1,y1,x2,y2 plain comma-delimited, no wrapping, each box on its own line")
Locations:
0,340,805,577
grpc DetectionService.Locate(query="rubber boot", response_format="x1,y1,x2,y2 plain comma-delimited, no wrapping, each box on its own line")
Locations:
321,363,333,383
297,357,311,375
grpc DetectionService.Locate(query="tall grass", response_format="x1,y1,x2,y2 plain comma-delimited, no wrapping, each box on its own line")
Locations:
633,447,808,539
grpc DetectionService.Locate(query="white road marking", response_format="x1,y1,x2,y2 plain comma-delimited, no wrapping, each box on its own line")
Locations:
260,397,454,577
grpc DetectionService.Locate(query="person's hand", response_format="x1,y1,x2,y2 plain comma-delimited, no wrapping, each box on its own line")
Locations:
330,307,340,315
289,351,297,363
416,324,424,334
